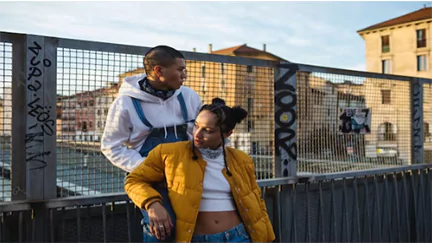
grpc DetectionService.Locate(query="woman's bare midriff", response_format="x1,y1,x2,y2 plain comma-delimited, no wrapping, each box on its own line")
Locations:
193,211,242,235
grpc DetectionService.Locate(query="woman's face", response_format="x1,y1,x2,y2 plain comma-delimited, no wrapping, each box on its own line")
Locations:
193,110,225,149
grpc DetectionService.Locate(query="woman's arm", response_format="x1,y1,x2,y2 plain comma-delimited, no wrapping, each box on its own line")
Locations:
245,157,276,243
124,144,165,210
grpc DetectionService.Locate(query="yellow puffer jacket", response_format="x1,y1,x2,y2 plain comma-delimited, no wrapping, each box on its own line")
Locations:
125,141,275,243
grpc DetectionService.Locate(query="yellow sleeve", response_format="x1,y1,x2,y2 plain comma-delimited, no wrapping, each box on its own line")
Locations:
245,156,276,242
124,144,165,210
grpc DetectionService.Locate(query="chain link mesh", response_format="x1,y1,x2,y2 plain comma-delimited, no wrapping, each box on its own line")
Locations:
297,71,411,174
0,42,12,201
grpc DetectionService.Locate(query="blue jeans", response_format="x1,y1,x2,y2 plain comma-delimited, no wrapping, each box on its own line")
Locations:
191,223,251,243
140,184,176,243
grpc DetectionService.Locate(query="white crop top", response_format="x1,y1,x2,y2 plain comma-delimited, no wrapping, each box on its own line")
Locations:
199,153,236,212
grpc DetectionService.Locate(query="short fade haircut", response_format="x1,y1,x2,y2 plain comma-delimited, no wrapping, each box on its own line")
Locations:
143,45,185,76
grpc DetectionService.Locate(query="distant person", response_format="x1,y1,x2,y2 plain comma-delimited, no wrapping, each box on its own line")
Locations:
101,45,202,242
124,98,275,243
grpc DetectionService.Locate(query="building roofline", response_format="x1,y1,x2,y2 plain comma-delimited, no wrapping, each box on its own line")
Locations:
357,7,432,34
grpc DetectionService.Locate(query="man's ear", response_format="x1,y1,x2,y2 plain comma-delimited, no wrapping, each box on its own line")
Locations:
153,65,163,78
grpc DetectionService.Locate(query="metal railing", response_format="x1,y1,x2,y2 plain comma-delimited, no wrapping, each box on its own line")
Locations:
382,45,390,53
275,63,430,176
0,31,278,200
0,163,431,242
0,31,430,200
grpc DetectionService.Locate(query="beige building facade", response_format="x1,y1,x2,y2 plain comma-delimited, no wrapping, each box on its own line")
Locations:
358,7,432,163
358,7,432,78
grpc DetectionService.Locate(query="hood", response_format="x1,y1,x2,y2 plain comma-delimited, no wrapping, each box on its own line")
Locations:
119,74,181,103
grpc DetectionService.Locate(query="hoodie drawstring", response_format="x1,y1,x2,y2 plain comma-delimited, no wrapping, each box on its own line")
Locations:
174,123,178,139
159,99,168,139
173,103,178,139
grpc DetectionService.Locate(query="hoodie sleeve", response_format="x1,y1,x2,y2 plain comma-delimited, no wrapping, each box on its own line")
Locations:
101,97,145,172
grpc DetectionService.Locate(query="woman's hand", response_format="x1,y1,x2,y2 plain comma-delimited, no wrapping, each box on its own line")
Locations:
147,202,173,240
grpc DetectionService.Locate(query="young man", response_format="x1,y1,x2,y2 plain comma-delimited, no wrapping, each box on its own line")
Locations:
101,45,202,242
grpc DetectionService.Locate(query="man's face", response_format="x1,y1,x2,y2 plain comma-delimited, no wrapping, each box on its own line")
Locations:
158,58,187,90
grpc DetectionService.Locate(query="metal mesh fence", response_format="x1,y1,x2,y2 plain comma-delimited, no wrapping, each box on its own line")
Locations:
2,33,429,198
0,42,12,202
185,61,275,179
296,71,411,174
424,82,432,163
55,46,275,197
56,48,144,197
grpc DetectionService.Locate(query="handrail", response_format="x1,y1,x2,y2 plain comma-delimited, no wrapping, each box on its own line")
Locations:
281,63,432,82
307,163,432,181
0,31,279,67
1,163,430,212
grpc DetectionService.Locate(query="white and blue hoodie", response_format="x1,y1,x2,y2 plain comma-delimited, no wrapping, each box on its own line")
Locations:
101,74,202,172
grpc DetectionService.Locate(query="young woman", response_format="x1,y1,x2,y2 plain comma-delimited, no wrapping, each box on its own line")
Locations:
125,98,275,243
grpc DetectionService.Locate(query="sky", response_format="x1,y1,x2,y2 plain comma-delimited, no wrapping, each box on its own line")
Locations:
0,1,430,72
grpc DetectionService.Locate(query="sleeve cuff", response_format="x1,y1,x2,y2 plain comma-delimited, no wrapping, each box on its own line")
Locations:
144,198,162,210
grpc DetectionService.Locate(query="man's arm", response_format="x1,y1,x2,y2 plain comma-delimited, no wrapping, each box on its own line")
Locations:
101,98,146,172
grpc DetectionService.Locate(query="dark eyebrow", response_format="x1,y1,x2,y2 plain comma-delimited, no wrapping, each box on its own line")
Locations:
195,121,215,131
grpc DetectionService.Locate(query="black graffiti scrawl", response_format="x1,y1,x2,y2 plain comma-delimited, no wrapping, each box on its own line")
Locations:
411,79,423,164
26,41,53,171
274,64,298,177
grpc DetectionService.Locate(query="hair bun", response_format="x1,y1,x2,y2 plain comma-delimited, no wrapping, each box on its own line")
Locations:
231,106,248,123
212,97,226,106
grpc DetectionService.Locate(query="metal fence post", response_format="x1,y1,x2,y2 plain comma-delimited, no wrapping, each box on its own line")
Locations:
2,32,27,201
411,78,424,164
23,34,58,242
274,62,298,177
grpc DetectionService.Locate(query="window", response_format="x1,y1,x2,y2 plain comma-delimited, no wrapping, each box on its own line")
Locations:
246,65,253,73
378,122,396,141
381,35,390,53
247,120,255,132
417,29,426,48
89,122,93,128
425,122,431,141
82,122,87,132
89,100,94,106
382,59,391,74
311,88,324,105
97,121,101,128
201,66,206,78
221,63,225,75
252,142,259,154
417,55,428,71
381,90,391,104
247,98,254,112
